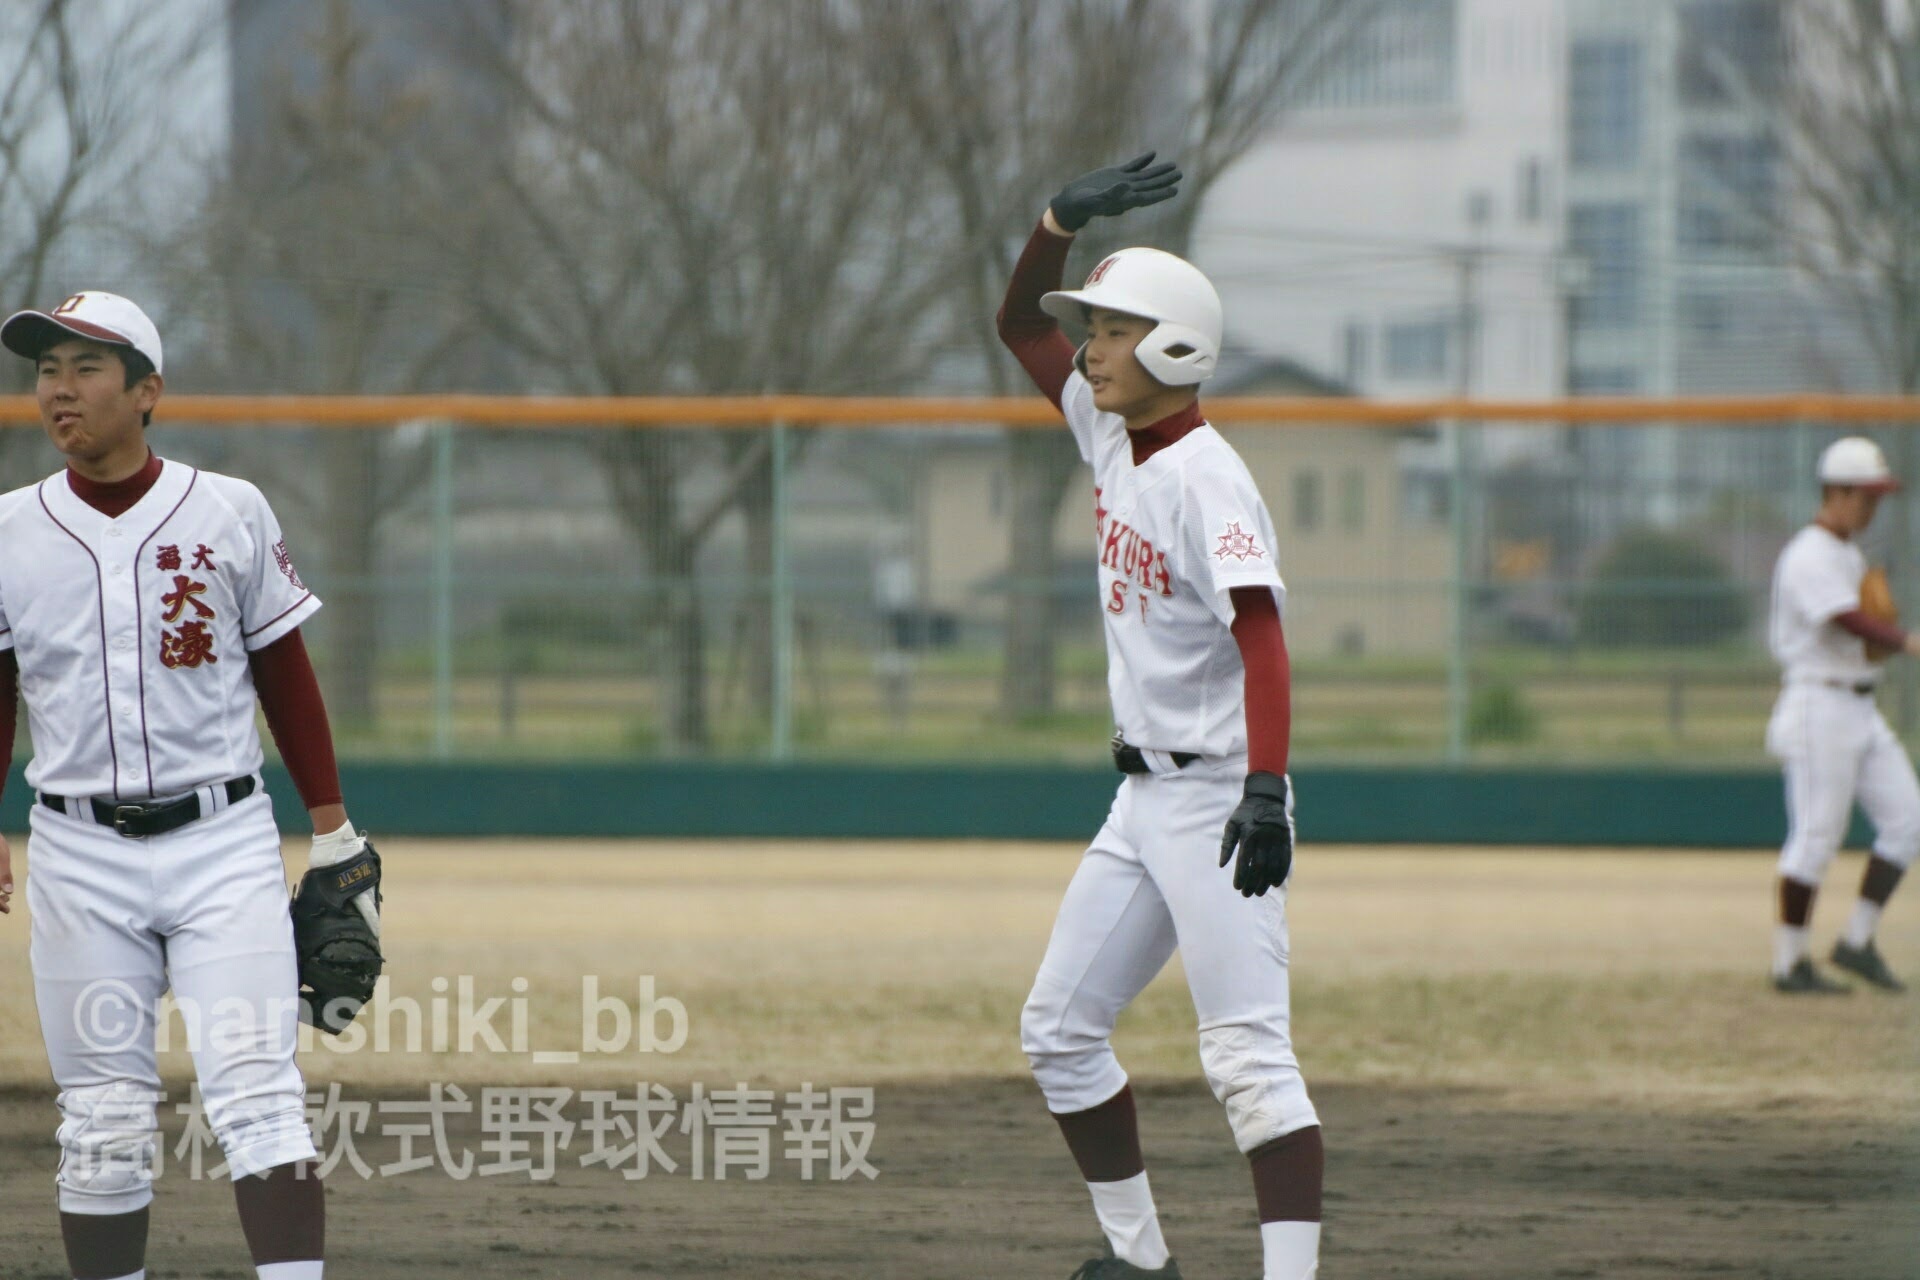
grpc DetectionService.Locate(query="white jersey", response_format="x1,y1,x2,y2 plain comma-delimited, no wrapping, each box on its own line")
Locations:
1768,523,1875,684
1062,370,1283,759
0,459,320,800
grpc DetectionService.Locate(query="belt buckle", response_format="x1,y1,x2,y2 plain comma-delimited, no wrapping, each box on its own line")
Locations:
111,804,147,837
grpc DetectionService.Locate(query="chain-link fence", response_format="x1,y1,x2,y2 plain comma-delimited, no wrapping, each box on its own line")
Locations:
5,402,1905,767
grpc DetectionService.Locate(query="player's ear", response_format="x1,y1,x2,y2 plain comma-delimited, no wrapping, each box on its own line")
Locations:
133,371,163,415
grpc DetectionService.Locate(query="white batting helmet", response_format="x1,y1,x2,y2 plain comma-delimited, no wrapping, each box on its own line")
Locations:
1041,247,1222,386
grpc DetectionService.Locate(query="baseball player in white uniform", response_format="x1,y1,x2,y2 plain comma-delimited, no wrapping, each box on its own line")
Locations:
999,155,1321,1280
1766,436,1920,995
0,292,380,1279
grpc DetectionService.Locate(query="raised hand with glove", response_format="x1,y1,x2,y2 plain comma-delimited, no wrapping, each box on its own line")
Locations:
293,821,383,1035
1045,151,1182,234
1219,771,1295,898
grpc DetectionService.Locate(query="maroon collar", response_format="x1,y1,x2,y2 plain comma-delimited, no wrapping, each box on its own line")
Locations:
67,451,163,519
1128,399,1205,466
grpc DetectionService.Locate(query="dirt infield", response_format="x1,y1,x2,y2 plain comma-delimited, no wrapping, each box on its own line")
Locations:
0,1081,1913,1279
0,841,1915,1277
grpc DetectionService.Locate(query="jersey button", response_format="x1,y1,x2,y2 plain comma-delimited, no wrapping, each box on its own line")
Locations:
112,637,132,652
105,526,122,539
109,563,124,576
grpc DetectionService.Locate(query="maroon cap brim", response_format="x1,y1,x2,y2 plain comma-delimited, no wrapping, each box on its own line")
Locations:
0,311,135,361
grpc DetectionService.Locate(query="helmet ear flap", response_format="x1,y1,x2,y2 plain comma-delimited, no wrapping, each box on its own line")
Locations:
1134,319,1215,386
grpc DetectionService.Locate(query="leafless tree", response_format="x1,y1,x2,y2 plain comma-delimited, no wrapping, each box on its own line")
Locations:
1711,0,1920,721
169,0,501,729
855,0,1385,720
0,0,203,483
457,0,948,751
1762,1,1920,390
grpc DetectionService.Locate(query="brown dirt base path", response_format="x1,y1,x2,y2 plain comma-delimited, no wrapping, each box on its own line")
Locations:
1,1078,1914,1280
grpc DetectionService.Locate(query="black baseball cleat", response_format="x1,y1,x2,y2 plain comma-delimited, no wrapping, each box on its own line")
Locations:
1068,1247,1182,1279
1772,958,1852,995
1831,940,1906,992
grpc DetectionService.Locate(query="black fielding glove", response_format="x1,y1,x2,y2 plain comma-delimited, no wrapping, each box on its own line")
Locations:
1219,771,1295,898
1049,152,1182,232
291,839,384,1035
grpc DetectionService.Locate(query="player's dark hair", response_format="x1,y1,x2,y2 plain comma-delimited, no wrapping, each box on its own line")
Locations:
122,347,156,427
118,347,154,389
118,347,156,428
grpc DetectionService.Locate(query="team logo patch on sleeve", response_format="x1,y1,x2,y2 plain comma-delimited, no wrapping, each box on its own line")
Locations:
1214,521,1264,563
273,539,306,590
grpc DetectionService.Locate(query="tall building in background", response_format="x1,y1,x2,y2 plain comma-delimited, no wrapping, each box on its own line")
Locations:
1562,0,1818,528
1196,0,1566,413
1200,0,1853,539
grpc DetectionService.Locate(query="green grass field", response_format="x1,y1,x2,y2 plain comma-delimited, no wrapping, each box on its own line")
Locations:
315,651,1822,764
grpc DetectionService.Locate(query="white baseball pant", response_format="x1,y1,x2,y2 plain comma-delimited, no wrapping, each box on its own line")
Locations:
27,787,316,1214
1768,683,1920,885
1021,757,1318,1153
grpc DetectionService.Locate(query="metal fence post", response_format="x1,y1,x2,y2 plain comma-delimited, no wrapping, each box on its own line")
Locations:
1446,419,1471,762
770,419,794,761
1791,418,1815,516
430,420,455,760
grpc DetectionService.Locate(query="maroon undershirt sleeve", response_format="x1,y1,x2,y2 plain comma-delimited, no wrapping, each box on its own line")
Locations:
249,629,344,810
1230,586,1291,778
996,218,1079,410
0,650,15,805
1833,609,1907,653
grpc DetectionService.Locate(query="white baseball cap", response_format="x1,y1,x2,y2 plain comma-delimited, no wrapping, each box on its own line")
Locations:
2,291,164,375
1817,436,1900,492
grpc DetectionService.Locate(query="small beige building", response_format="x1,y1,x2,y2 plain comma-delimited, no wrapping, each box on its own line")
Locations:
919,356,1451,657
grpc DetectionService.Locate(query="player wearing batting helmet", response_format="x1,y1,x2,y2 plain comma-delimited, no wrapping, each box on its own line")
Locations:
0,292,383,1280
1000,155,1323,1280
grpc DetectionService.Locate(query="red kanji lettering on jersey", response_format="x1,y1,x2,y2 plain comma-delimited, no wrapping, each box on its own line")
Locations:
160,574,214,622
1214,521,1264,563
155,544,181,571
273,539,305,590
191,544,216,570
1101,517,1126,570
1094,486,1108,538
159,621,218,669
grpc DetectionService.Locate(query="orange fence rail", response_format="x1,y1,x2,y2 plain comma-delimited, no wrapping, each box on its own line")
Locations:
2,393,1920,427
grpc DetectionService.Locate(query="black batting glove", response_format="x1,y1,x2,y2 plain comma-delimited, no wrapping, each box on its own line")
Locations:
1049,152,1182,233
1219,771,1295,898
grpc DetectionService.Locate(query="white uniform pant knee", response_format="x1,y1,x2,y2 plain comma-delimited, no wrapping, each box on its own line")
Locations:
1022,860,1172,1111
1198,1020,1318,1153
54,1081,161,1215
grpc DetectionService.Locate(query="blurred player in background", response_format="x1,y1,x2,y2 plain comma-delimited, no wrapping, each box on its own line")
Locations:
1766,436,1920,994
0,292,380,1279
998,155,1322,1280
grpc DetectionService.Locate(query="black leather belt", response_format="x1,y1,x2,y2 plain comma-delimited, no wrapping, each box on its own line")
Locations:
1111,736,1199,775
1815,678,1878,696
39,776,256,838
